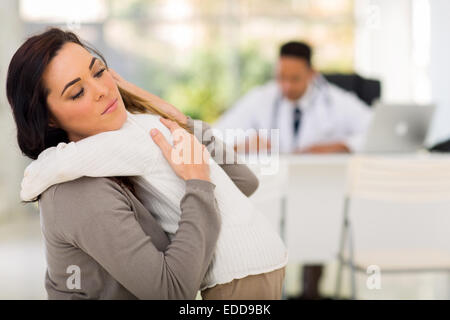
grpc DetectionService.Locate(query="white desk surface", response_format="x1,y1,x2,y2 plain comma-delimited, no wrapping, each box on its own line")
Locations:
278,151,450,163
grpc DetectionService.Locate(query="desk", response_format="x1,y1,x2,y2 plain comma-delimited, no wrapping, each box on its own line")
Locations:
247,153,450,264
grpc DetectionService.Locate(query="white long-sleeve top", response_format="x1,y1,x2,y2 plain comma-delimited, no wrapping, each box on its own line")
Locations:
21,111,288,290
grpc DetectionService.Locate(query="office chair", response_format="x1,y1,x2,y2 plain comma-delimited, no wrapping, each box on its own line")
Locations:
335,156,450,299
323,73,381,107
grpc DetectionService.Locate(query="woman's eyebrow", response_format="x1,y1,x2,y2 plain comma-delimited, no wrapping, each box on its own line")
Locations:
89,57,97,70
61,78,81,96
61,57,97,96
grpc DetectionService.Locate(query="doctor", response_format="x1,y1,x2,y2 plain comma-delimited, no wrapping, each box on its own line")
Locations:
214,41,372,300
214,41,372,154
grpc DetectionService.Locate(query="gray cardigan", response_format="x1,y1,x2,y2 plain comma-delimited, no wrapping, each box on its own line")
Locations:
38,117,259,299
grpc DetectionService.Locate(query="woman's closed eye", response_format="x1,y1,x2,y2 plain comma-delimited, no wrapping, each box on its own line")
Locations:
95,68,106,78
71,88,84,100
70,68,106,100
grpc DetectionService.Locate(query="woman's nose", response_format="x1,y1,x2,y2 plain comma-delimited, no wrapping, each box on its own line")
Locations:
91,80,109,101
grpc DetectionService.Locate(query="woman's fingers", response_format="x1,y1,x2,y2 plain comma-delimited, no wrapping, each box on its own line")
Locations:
159,117,185,147
150,128,173,161
159,117,181,132
150,120,210,181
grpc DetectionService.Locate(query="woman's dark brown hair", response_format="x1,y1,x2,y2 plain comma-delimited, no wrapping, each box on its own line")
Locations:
6,27,190,160
6,27,190,197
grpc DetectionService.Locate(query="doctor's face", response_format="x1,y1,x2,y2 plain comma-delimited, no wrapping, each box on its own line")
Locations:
276,56,314,101
43,42,127,142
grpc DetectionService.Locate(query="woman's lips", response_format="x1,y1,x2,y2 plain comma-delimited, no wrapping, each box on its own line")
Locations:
102,98,118,115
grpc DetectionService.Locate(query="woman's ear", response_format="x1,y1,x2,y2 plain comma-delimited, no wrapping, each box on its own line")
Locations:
48,114,59,128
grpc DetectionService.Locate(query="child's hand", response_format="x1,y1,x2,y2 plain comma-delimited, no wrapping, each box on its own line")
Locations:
109,68,188,126
109,68,130,90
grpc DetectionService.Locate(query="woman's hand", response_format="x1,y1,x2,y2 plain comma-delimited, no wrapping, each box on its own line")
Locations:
109,68,188,125
150,117,211,182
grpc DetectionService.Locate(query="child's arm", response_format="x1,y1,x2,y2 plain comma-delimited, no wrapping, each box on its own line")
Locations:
21,125,160,201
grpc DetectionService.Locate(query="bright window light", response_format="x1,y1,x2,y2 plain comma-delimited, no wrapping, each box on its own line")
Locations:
19,0,107,23
412,0,430,67
160,0,192,22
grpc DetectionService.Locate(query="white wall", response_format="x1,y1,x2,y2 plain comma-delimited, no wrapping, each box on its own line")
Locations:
354,0,414,103
353,0,450,146
0,0,27,218
428,0,450,144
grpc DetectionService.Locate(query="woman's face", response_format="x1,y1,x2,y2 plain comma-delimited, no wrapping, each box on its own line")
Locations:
43,42,127,142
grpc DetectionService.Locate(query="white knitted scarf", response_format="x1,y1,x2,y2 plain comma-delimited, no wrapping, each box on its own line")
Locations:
21,112,288,289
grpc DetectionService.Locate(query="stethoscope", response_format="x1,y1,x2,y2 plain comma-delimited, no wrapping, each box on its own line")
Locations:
270,74,334,149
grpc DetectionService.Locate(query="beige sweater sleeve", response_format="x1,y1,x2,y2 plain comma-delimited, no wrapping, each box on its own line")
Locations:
186,116,260,197
44,177,220,299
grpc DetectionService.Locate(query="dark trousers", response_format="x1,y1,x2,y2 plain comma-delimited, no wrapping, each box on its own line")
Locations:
301,264,323,299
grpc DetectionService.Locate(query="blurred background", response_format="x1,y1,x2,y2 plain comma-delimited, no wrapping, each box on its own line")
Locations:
2,0,450,299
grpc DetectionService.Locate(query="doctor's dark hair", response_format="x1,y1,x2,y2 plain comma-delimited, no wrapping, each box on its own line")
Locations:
6,27,190,160
279,41,312,67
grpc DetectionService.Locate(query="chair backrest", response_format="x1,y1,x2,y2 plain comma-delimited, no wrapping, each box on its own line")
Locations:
345,155,450,203
323,73,381,106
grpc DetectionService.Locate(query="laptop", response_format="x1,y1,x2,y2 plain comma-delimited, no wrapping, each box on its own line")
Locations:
361,103,435,153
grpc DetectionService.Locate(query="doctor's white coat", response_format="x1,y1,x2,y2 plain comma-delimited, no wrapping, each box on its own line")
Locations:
213,76,373,153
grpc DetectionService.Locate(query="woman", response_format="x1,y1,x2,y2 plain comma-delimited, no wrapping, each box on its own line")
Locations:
7,28,284,299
